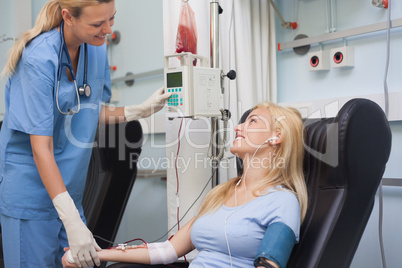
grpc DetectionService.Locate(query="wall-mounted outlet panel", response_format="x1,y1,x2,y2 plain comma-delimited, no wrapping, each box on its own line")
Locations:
331,46,354,68
308,50,330,71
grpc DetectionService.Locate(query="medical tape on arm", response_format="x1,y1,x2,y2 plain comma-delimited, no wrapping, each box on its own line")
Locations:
148,240,178,265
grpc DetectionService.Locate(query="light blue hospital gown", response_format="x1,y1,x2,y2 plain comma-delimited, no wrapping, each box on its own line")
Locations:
190,187,300,267
0,27,111,220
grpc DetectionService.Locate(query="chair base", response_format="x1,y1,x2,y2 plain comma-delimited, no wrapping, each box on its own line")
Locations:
107,262,189,268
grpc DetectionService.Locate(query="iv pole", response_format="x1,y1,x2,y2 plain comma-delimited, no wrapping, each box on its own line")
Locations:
210,0,220,187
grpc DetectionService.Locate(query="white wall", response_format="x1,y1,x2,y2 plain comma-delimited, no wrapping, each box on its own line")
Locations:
101,0,170,245
274,0,402,267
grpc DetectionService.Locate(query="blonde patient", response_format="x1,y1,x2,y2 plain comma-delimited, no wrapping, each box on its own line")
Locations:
63,102,308,268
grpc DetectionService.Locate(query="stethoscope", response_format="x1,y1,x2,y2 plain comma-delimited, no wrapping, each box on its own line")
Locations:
56,20,91,115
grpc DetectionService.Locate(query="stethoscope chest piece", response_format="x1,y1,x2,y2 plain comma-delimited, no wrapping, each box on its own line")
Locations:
79,84,91,97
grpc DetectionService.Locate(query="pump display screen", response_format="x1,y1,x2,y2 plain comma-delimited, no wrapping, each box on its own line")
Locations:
167,72,183,88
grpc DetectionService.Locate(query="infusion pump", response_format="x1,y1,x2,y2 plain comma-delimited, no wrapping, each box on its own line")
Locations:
164,52,222,119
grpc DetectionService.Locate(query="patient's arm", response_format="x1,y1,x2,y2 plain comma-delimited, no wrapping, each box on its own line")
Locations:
167,217,196,258
62,217,196,266
97,245,151,264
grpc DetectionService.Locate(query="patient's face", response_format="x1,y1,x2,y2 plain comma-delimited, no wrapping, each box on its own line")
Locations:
230,107,276,158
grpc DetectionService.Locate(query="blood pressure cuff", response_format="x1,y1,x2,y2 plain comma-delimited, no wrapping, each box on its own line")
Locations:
254,222,297,268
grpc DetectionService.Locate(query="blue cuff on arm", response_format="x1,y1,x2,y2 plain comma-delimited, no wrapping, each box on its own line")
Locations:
254,222,297,268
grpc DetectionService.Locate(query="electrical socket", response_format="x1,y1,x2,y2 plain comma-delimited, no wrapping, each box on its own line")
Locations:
330,46,354,68
308,50,330,71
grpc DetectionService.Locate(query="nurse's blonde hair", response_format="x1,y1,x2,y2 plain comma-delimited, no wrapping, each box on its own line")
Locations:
195,102,308,223
1,0,113,77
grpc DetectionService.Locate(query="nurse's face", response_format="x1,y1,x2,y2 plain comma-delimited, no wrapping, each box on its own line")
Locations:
71,1,116,46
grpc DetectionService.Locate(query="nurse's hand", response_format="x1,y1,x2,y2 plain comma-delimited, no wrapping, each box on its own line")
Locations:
53,192,101,268
124,87,172,121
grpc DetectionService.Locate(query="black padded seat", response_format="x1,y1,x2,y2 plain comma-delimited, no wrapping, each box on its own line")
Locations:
83,121,143,268
287,98,391,268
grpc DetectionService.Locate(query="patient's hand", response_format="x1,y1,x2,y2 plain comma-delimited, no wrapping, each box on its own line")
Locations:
62,255,78,268
62,248,78,268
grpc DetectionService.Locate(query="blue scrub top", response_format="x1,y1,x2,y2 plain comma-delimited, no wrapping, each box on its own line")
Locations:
0,27,111,220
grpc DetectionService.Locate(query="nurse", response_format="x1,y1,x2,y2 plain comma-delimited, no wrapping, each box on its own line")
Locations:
0,0,170,268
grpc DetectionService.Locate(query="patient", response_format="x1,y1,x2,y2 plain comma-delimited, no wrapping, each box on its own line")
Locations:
63,102,308,268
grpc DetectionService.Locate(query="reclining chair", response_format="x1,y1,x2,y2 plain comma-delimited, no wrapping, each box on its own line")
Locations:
237,98,392,268
287,98,391,268
85,98,392,268
83,120,143,248
83,120,143,247
83,120,143,268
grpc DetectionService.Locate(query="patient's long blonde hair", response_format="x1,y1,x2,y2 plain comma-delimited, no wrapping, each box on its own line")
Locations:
195,102,308,223
1,0,113,77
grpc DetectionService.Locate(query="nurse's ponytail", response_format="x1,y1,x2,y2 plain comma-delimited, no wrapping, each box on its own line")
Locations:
1,0,62,77
1,0,113,78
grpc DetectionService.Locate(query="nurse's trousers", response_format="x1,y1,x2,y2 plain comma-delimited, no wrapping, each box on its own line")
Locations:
1,214,68,268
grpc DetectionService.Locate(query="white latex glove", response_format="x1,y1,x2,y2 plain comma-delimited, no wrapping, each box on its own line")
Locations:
124,87,172,121
53,192,101,268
